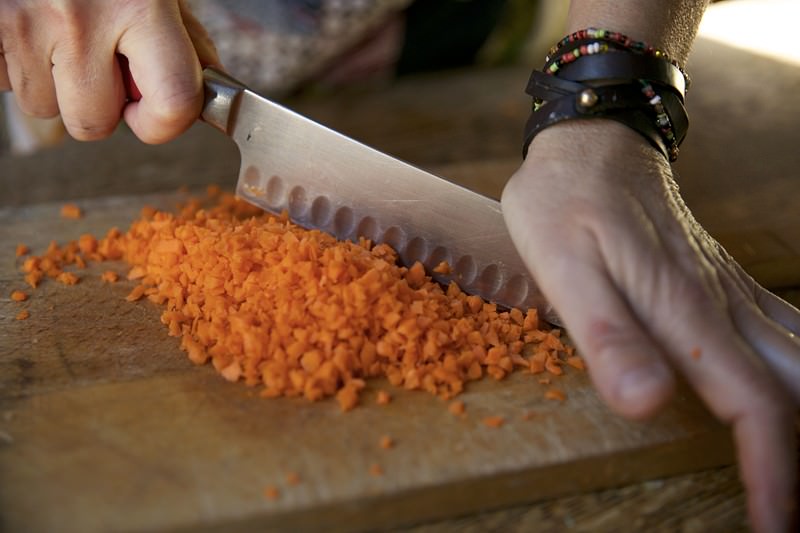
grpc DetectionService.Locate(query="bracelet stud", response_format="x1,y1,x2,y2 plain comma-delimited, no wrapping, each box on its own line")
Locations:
577,88,599,109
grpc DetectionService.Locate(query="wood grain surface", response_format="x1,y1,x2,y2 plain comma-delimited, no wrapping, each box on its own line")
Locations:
0,195,735,532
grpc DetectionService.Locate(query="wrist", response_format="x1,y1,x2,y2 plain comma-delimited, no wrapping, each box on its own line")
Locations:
524,119,666,167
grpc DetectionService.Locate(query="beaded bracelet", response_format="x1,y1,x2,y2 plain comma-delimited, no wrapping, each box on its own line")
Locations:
545,27,691,89
522,28,690,162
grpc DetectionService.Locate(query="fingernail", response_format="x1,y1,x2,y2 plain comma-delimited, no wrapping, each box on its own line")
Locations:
618,365,669,403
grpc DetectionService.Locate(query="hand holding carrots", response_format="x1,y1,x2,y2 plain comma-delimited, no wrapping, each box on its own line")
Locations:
502,119,800,533
0,0,219,144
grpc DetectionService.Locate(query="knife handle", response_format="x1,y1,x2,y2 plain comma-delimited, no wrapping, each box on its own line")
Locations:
201,67,248,135
116,61,244,135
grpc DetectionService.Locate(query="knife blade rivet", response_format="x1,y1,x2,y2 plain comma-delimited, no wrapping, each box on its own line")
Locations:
577,88,598,110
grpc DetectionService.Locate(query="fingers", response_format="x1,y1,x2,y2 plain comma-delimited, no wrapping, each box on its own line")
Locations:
547,254,676,419
715,263,800,403
740,263,800,336
0,54,11,91
0,12,59,117
51,40,126,140
0,0,214,144
505,123,798,533
118,2,204,144
735,407,797,533
624,221,798,533
501,176,675,419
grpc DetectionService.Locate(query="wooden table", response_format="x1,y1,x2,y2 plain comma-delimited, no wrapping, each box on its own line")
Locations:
1,34,798,532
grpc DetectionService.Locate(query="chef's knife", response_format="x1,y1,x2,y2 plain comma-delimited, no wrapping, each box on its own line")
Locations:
201,68,559,325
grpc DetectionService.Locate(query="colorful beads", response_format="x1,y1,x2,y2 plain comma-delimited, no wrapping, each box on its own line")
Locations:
639,80,680,161
546,41,609,76
545,27,690,88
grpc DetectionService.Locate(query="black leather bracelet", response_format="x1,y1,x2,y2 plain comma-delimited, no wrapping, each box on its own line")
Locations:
522,54,689,161
556,52,687,101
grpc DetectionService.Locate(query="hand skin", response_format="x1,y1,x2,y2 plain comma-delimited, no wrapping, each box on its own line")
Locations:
502,120,800,533
0,0,219,144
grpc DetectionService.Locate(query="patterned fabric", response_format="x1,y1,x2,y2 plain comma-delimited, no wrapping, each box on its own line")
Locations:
188,0,414,94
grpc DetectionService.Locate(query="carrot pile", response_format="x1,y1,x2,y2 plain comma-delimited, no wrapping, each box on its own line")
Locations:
11,190,581,411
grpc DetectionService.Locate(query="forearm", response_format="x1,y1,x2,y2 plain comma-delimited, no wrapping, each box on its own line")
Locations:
566,0,710,66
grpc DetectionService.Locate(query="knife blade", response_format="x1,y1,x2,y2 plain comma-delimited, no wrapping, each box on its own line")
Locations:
201,68,559,326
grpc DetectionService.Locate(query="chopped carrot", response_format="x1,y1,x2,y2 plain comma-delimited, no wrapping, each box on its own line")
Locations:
538,377,551,385
263,485,280,501
60,203,83,219
376,390,392,405
125,285,146,302
544,388,567,402
57,272,80,285
22,257,39,273
336,385,359,412
285,472,301,486
15,310,30,320
448,400,465,416
521,410,537,421
566,356,585,371
15,244,29,257
544,357,563,376
10,290,27,302
140,206,157,219
101,270,119,283
16,190,580,409
482,415,505,428
126,266,146,280
77,234,97,254
379,435,394,449
432,261,451,275
369,463,384,477
24,271,43,289
406,261,426,288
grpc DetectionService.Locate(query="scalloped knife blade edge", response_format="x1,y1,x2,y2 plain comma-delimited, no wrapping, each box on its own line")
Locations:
201,68,559,325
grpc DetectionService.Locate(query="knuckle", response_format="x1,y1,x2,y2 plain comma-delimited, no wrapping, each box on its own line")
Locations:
63,118,118,141
584,319,639,362
6,8,34,45
18,100,60,119
150,79,201,127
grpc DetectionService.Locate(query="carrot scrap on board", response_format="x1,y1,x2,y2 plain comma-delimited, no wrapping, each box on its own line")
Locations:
60,203,83,219
15,310,30,321
482,415,505,428
376,390,392,405
263,485,280,500
57,272,80,285
10,290,27,302
285,472,301,486
14,190,582,409
24,271,43,289
565,356,585,371
101,271,119,283
15,244,29,257
448,400,466,416
369,463,384,477
379,435,394,449
544,388,567,402
125,285,146,302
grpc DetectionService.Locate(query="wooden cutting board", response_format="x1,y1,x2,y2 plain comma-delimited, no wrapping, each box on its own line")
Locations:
0,193,734,533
